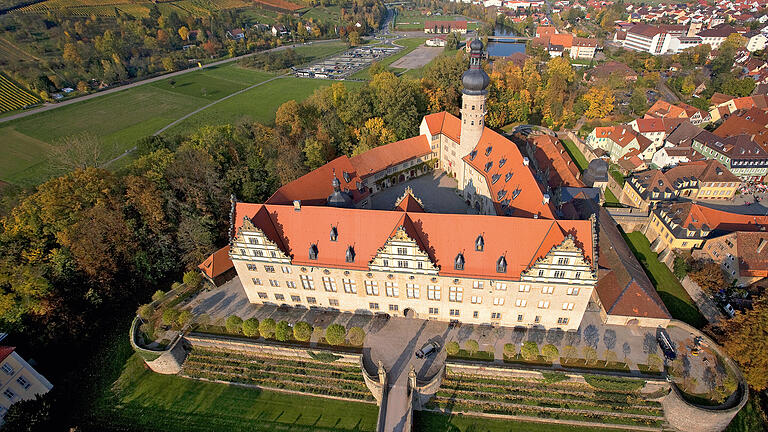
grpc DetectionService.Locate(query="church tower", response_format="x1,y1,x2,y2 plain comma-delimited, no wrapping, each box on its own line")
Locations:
459,39,490,156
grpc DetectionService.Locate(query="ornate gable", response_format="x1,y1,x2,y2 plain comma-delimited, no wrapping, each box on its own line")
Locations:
520,235,596,285
230,216,291,264
369,226,439,275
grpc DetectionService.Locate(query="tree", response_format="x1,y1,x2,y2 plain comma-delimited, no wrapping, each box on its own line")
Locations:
583,346,598,364
183,270,203,289
722,296,768,390
673,255,691,280
647,353,663,372
2,393,53,431
347,326,365,346
162,308,180,326
275,320,292,341
177,310,192,327
521,341,539,361
294,321,313,342
465,339,479,356
348,31,360,47
562,345,577,361
152,290,166,302
325,323,346,345
259,318,276,338
162,57,176,72
690,263,727,295
225,315,243,333
582,86,615,119
242,317,259,337
179,26,190,41
49,133,110,173
446,341,460,356
138,304,154,320
542,344,559,362
503,343,516,358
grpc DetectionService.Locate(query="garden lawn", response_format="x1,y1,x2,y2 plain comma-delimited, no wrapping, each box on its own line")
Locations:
414,411,636,432
623,231,707,328
604,188,621,205
94,354,379,432
560,138,589,172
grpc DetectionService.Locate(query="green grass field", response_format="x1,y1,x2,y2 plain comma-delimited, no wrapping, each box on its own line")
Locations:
560,138,589,172
604,188,621,205
414,412,636,432
623,231,707,328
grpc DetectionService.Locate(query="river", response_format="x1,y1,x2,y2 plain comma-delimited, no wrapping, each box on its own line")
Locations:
486,25,526,58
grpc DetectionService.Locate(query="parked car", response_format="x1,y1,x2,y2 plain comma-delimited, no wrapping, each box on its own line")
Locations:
657,330,676,361
415,341,441,359
722,303,735,318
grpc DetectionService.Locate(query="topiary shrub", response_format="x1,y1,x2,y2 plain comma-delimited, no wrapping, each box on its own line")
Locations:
183,270,203,289
137,304,154,320
446,341,460,356
162,308,180,327
521,341,539,361
647,353,663,372
275,321,292,341
347,326,365,346
177,310,192,327
242,318,259,337
325,324,346,346
583,346,598,364
465,339,479,356
542,344,559,362
152,290,166,302
259,318,276,338
503,343,516,358
562,345,577,360
293,321,313,342
225,315,243,334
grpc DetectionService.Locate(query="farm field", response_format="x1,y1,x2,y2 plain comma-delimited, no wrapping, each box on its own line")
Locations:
13,0,302,17
393,11,478,31
0,73,39,112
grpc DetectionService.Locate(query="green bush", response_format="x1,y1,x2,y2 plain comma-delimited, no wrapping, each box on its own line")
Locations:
465,340,479,355
177,310,192,327
647,353,663,372
583,346,598,364
325,324,346,346
162,308,180,326
521,341,539,361
183,270,203,289
541,371,568,384
275,321,292,341
225,315,243,334
542,344,559,362
151,290,166,302
171,282,182,290
346,326,365,346
584,375,645,392
308,350,342,363
292,321,312,342
137,304,154,320
503,343,516,358
446,341,460,356
242,318,259,337
562,345,577,360
259,318,276,338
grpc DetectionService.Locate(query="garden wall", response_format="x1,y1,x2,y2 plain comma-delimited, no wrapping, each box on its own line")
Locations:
559,131,599,162
129,316,187,374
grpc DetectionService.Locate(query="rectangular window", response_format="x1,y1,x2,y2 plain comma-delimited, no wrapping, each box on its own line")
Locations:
517,314,524,322
254,250,263,257
281,266,292,274
429,307,439,314
246,264,257,271
275,293,285,301
493,297,505,306
472,280,484,289
15,376,29,390
518,284,530,292
567,287,580,295
300,275,314,290
306,297,317,304
389,304,399,312
385,282,399,297
291,295,301,302
557,317,570,325
365,280,379,295
249,237,258,244
495,283,507,291
406,284,419,299
264,265,275,273
343,279,357,294
369,302,379,310
329,299,339,306
269,279,279,287
473,311,479,318
562,302,575,311
322,276,337,292
397,260,408,268
428,285,441,300
534,315,541,323
574,271,581,279
557,257,569,265
542,286,554,294
397,247,408,255
1,364,13,375
491,312,501,319
258,292,268,299
471,295,482,304
515,299,527,307
537,300,550,309
252,278,262,286
449,309,460,317
286,281,296,288
538,269,545,277
449,286,463,302
3,389,14,400
553,270,566,278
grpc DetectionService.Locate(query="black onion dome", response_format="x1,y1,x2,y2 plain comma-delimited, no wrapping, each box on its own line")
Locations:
462,38,490,95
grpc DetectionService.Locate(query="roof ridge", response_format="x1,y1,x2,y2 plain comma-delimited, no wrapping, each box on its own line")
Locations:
527,221,557,268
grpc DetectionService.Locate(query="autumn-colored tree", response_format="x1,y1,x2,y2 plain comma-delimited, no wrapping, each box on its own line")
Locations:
690,262,727,295
348,31,360,47
582,87,615,119
722,297,768,390
178,26,190,41
353,117,396,155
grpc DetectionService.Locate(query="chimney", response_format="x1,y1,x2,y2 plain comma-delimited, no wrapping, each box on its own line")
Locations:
523,157,530,166
293,200,301,211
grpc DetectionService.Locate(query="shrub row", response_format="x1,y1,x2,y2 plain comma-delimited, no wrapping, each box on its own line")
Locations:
187,348,360,372
184,357,364,382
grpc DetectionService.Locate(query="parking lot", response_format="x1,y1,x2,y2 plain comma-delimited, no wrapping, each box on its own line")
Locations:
294,45,401,79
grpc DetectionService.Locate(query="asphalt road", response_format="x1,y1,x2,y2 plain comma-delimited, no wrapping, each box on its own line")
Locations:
0,39,341,124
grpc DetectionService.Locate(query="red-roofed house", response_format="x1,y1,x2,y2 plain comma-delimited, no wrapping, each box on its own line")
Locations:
199,245,236,286
586,125,654,161
696,231,768,286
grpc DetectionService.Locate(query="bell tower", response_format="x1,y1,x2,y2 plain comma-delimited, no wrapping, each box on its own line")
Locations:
459,39,490,157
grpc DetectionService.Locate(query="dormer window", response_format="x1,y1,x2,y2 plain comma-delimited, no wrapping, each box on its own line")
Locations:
484,161,493,172
505,172,513,182
498,190,507,200
475,235,484,251
343,171,351,183
497,256,507,273
330,226,338,241
455,253,465,270
499,158,506,167
346,246,355,263
309,244,318,260
485,146,492,156
469,150,478,160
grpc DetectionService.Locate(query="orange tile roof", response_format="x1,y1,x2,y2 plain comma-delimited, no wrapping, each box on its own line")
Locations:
594,125,652,151
665,202,768,233
646,100,688,119
714,108,768,147
349,135,431,180
463,127,556,219
736,232,768,277
198,245,234,278
394,191,425,212
267,156,368,206
536,25,558,38
531,135,584,188
232,203,593,281
423,111,461,143
633,117,666,133
550,33,574,47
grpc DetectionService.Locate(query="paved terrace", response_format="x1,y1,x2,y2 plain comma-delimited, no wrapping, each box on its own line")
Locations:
369,170,471,214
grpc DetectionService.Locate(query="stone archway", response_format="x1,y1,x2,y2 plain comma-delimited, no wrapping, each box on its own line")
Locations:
403,308,416,318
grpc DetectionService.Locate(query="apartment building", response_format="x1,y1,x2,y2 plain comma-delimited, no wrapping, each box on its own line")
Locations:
0,346,53,420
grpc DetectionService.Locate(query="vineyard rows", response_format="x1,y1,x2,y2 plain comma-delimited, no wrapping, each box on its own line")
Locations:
0,74,39,112
14,0,300,16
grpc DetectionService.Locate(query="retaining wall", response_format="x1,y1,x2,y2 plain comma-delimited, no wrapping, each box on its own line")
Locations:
130,316,187,374
679,276,726,325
